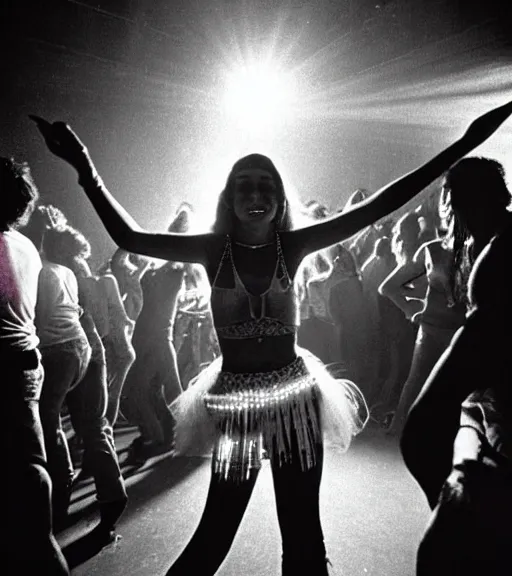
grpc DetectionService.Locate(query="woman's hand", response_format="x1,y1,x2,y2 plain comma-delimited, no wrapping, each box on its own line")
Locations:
462,100,512,148
29,115,92,172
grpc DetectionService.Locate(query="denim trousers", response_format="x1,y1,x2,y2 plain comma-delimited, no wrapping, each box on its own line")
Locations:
40,337,126,518
102,332,136,426
5,348,70,575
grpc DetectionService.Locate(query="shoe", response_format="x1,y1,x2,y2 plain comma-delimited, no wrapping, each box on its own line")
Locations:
99,496,128,532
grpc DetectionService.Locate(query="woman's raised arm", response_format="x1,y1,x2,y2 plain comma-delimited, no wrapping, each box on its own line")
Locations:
291,100,512,257
30,115,214,264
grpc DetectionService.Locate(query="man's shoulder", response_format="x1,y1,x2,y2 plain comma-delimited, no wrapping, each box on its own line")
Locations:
3,230,42,264
4,229,37,249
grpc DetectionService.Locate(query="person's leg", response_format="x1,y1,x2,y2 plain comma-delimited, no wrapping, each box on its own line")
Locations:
165,459,259,576
10,463,70,575
121,350,165,445
161,333,183,405
39,341,87,524
7,353,47,469
175,318,194,392
400,323,485,509
372,334,402,425
67,354,128,540
271,431,329,575
387,325,452,436
153,336,182,445
104,333,136,427
132,348,172,447
6,352,70,575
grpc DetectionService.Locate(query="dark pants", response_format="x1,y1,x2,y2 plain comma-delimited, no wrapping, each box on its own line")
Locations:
165,433,329,576
70,351,127,504
102,333,135,426
40,337,91,518
6,349,70,575
40,338,126,521
122,337,178,444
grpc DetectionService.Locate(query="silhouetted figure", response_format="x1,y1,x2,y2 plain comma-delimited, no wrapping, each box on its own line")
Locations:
401,155,512,575
2,158,69,575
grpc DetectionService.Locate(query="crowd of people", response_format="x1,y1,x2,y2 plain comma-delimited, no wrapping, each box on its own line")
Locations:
3,99,511,575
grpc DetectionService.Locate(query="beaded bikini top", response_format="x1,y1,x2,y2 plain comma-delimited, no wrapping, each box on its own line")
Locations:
210,234,299,339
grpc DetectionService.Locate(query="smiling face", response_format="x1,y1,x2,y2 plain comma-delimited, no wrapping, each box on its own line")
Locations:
232,168,279,226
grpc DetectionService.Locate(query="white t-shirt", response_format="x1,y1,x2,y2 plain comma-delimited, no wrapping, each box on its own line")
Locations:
36,260,87,347
0,230,42,351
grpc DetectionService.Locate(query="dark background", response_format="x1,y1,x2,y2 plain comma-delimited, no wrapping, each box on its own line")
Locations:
2,0,511,267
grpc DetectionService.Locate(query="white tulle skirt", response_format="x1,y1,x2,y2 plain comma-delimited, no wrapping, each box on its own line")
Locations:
170,346,369,481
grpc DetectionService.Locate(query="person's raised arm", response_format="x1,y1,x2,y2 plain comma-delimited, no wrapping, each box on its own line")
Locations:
30,116,215,265
291,100,512,257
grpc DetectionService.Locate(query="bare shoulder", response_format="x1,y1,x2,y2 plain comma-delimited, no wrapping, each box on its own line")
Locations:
203,233,229,281
278,230,308,279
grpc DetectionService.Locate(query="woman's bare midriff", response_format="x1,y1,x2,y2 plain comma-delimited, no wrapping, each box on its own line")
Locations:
218,333,297,373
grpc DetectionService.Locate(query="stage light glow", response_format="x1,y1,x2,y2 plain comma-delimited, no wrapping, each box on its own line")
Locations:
223,61,297,138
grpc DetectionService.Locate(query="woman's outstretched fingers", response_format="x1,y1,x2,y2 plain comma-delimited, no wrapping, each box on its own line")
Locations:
29,114,54,137
28,114,50,126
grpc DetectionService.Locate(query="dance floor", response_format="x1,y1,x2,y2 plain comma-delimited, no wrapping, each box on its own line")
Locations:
58,423,430,575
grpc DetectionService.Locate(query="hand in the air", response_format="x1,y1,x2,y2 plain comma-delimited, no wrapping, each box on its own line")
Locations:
29,115,90,170
463,100,512,147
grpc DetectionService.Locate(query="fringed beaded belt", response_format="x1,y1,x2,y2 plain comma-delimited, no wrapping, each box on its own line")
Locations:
203,356,321,481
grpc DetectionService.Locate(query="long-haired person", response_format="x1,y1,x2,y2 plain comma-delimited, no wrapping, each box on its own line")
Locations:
62,225,136,430
2,158,69,574
33,212,128,543
401,156,512,575
110,248,149,322
31,101,511,575
384,213,466,436
28,207,93,526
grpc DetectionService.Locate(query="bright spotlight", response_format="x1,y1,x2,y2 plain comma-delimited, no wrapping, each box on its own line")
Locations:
223,61,297,137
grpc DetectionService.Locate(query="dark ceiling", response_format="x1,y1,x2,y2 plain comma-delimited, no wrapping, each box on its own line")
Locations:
2,0,511,266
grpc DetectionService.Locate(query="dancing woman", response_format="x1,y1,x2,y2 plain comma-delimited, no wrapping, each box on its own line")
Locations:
32,100,511,575
384,218,467,436
110,248,148,322
401,156,512,575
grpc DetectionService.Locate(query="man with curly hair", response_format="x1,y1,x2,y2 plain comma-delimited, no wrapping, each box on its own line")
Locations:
2,157,69,575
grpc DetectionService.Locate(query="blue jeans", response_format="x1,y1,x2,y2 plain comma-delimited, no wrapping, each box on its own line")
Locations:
6,348,70,575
